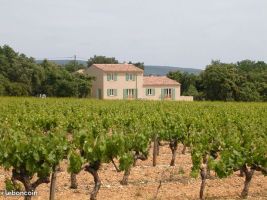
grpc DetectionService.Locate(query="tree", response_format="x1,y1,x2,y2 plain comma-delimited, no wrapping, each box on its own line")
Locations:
87,55,118,67
128,61,144,70
64,61,86,73
201,61,240,101
75,74,93,98
167,71,198,95
167,71,183,83
183,84,199,97
0,45,93,98
238,82,261,101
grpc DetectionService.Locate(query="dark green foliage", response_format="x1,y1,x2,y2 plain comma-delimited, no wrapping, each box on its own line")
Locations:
64,60,86,73
168,60,267,101
87,55,118,67
128,61,144,70
0,45,92,97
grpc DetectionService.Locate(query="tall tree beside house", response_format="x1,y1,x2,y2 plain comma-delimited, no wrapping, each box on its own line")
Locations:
87,55,119,67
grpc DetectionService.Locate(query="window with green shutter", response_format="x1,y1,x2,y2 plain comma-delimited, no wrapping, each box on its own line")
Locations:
161,88,164,100
126,73,135,81
107,89,116,96
146,88,155,96
123,89,137,99
107,73,117,81
161,88,172,99
107,74,111,81
172,88,175,100
132,74,136,81
123,89,127,99
152,88,155,96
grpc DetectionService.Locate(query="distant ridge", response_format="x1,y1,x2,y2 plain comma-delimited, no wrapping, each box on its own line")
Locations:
144,65,202,75
35,60,202,75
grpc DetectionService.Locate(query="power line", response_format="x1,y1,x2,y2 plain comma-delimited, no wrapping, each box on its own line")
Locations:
35,56,88,61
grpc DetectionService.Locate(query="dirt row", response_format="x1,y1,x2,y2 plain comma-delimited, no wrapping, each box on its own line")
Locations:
1,144,267,200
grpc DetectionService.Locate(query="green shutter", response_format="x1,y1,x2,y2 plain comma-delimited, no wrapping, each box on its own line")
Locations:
114,89,117,96
123,89,127,99
135,89,138,99
107,89,110,96
152,88,155,96
114,73,117,81
161,88,164,100
107,74,110,81
172,88,175,100
126,73,129,81
145,88,148,96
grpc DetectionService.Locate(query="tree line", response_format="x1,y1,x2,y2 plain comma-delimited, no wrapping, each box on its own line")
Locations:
0,45,91,97
0,45,266,101
167,60,267,101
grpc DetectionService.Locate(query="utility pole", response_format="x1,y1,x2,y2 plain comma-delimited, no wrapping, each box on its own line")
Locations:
74,55,77,69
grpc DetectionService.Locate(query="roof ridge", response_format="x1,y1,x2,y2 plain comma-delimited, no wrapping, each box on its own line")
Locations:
92,63,143,72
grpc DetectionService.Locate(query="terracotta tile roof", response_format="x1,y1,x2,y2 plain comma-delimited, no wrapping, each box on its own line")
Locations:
92,64,143,72
143,76,180,86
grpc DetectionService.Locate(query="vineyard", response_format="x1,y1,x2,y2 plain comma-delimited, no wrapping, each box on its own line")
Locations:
0,97,266,200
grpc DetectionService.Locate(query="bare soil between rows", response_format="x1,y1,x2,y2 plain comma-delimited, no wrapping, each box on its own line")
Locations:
1,144,267,200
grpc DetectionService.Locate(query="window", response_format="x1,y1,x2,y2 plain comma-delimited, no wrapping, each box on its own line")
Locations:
129,74,134,81
127,89,135,96
146,88,155,96
107,89,117,96
123,89,137,99
126,73,135,81
107,73,117,81
164,88,172,98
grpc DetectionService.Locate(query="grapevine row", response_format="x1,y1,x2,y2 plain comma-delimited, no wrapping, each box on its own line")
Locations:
0,98,266,200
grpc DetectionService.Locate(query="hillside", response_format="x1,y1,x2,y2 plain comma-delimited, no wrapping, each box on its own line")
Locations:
144,65,202,75
36,60,202,75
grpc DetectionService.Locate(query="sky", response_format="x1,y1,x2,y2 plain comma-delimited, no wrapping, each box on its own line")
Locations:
0,0,267,69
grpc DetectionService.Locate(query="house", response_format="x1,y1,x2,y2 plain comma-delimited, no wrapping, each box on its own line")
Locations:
81,64,193,101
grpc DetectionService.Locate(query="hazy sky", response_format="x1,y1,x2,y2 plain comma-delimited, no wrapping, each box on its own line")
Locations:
0,0,267,69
